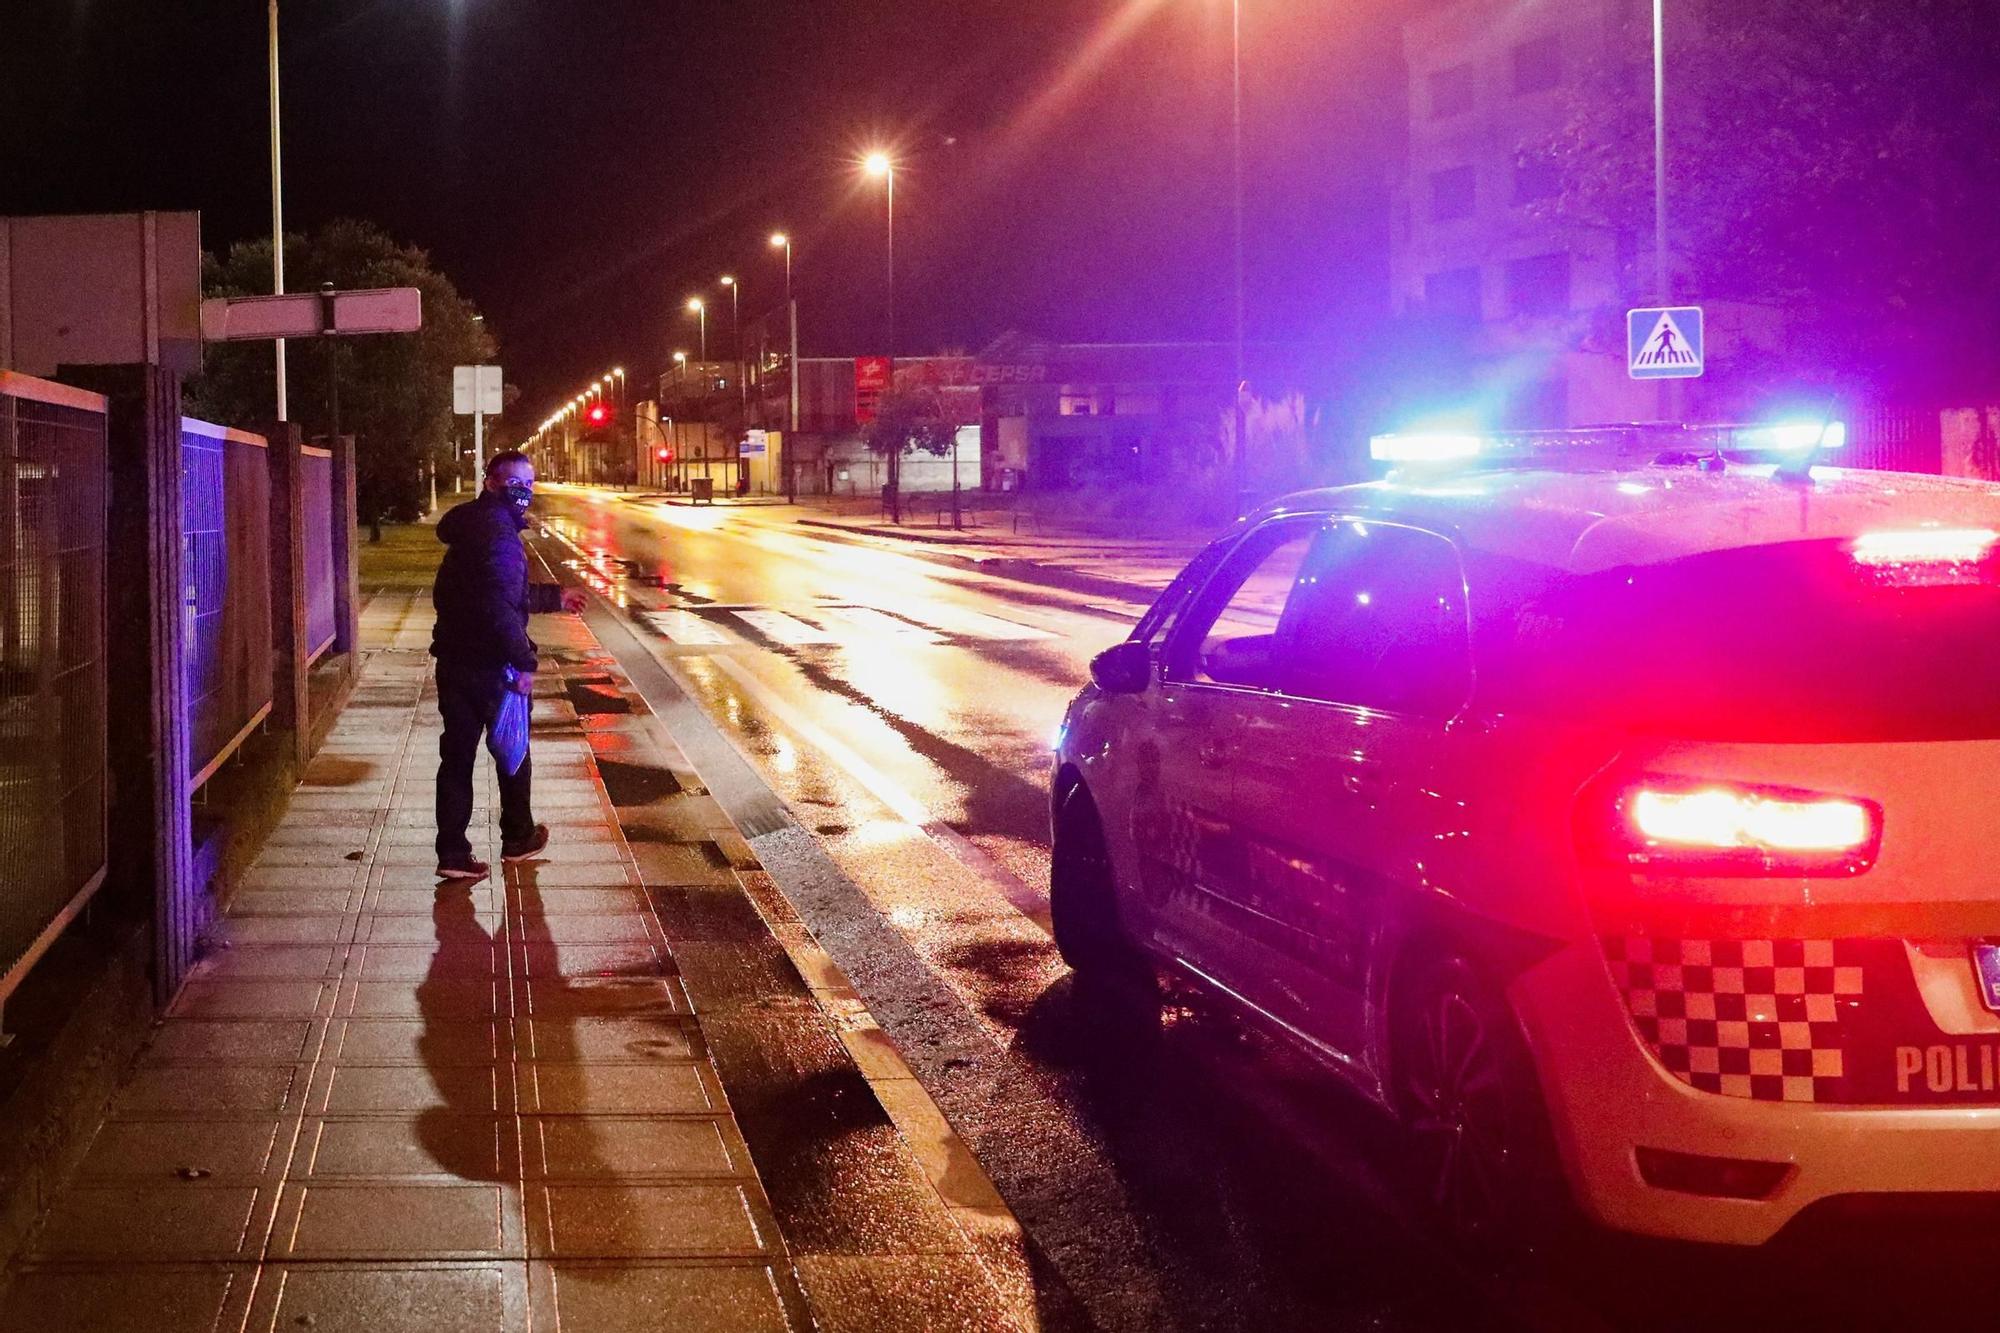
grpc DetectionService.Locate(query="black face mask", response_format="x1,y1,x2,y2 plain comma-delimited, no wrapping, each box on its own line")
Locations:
500,480,534,515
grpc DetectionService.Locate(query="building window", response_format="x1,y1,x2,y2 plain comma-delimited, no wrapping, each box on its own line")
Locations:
1429,165,1476,221
1506,251,1572,316
1428,63,1475,119
1513,154,1560,204
1424,267,1482,323
1513,34,1562,94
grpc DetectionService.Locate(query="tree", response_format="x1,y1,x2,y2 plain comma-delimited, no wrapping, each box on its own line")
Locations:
1542,0,2000,404
187,220,496,522
862,386,958,524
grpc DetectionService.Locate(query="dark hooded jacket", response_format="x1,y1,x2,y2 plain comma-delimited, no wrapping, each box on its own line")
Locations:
431,491,564,672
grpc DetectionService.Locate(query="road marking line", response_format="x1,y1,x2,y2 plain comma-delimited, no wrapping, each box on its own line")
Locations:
817,605,943,644
732,609,837,644
638,608,730,645
700,650,1054,934
898,604,1057,641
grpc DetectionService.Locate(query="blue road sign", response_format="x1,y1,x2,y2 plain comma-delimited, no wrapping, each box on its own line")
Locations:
1628,306,1704,380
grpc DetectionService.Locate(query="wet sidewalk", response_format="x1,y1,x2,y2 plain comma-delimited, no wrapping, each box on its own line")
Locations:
1,587,1015,1331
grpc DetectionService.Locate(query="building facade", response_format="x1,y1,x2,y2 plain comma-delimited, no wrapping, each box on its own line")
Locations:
1392,0,1653,426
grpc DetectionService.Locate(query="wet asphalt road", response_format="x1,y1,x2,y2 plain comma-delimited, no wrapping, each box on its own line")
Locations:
530,488,2000,1333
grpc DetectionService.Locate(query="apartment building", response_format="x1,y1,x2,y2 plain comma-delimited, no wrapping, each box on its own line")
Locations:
1391,0,1653,426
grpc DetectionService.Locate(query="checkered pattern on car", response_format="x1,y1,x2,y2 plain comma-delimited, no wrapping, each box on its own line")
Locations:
1602,938,1865,1103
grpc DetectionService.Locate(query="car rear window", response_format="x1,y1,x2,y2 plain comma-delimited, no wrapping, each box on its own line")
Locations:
1487,539,2000,741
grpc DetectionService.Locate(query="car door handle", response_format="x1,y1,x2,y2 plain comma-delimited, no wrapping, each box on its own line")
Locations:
1342,770,1385,795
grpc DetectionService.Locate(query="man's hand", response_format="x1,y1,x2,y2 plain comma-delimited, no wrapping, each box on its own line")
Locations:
561,589,588,615
511,670,536,696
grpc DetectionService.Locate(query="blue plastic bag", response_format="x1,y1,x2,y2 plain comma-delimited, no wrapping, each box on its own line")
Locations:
488,666,531,777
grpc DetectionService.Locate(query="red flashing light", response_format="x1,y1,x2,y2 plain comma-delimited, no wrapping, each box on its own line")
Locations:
1585,776,1882,878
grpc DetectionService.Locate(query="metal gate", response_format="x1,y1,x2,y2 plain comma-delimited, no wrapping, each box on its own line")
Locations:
0,372,108,1006
182,419,273,787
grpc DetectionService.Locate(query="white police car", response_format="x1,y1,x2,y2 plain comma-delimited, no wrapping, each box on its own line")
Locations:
1050,421,2000,1247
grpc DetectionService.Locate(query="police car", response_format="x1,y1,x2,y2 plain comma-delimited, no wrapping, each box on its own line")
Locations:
1049,420,2000,1247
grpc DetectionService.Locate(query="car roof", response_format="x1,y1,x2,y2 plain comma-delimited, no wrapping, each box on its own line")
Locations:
1257,466,2000,574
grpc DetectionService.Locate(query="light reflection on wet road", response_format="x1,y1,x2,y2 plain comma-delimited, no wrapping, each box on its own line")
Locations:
529,489,2000,1333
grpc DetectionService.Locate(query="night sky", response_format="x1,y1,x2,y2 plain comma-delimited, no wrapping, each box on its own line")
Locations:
2,1,1397,420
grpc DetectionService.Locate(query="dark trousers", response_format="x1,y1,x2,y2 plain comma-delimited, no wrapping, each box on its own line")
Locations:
435,659,536,860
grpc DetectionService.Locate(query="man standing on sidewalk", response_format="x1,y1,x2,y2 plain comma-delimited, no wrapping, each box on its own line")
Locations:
431,450,586,880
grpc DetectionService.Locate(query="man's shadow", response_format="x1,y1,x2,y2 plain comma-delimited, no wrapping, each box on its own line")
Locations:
415,883,508,1183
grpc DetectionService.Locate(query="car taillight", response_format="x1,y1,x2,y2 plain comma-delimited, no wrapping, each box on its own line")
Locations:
1588,778,1882,877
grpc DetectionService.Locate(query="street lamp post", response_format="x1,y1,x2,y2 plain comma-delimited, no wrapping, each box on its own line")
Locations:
1229,0,1247,513
720,275,745,418
770,232,800,503
268,0,288,420
1652,0,1668,301
687,298,707,363
863,152,895,359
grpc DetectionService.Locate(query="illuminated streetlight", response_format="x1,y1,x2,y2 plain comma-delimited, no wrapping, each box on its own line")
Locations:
720,276,743,416
860,151,896,357
686,298,707,361
769,232,793,304
769,231,798,471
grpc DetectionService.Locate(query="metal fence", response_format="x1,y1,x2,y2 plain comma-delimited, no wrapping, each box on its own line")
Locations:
0,373,108,997
301,445,336,661
181,419,273,788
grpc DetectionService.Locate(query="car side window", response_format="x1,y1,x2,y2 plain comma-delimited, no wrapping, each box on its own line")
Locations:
1133,536,1234,647
1164,519,1324,690
1275,521,1472,715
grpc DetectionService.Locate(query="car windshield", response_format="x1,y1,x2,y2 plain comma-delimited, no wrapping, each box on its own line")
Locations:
1488,539,2000,742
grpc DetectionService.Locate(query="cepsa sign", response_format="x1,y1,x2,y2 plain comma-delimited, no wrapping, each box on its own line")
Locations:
854,356,893,423
896,358,1048,388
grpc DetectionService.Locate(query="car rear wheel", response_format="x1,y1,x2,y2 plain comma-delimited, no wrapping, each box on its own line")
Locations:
1050,789,1146,983
1392,953,1565,1259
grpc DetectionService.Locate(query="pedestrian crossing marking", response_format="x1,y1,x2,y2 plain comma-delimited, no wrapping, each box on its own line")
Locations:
819,606,944,644
910,605,1057,641
639,609,730,645
734,609,838,645
636,601,1060,650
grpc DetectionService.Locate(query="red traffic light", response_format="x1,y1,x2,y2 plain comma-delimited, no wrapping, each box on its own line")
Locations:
585,403,612,427
655,447,673,462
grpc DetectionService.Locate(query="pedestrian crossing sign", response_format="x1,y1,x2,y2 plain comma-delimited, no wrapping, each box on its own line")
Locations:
1628,306,1704,379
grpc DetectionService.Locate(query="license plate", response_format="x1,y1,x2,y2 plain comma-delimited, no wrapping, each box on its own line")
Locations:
1973,942,2000,1015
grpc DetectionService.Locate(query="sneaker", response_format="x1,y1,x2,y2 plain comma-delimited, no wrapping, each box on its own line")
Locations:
435,856,490,881
501,824,550,862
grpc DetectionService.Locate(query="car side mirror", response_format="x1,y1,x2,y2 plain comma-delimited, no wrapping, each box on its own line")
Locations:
1090,641,1152,695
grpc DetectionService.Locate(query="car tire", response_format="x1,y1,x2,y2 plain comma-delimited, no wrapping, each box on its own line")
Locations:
1390,952,1568,1261
1050,788,1146,983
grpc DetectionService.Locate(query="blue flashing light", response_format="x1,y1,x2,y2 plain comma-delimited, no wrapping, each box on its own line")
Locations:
1731,420,1846,453
1369,432,1484,464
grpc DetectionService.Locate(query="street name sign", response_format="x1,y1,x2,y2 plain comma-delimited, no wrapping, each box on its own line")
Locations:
200,287,423,342
1628,305,1704,379
453,365,504,417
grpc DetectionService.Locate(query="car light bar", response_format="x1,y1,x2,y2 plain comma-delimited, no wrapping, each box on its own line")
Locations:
1369,420,1847,468
1367,432,1484,464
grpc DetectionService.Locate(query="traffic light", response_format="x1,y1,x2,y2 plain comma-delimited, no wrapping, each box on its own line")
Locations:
584,402,612,429
655,446,673,462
